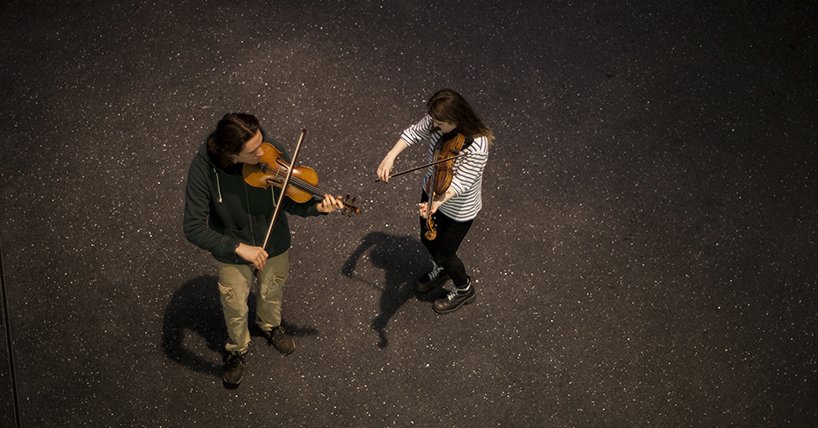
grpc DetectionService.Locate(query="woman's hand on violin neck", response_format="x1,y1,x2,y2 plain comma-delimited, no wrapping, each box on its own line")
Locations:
316,194,345,214
418,203,429,219
236,243,268,270
418,200,442,219
419,191,451,218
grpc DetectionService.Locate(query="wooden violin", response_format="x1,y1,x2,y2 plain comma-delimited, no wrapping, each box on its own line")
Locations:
423,132,466,240
242,141,361,215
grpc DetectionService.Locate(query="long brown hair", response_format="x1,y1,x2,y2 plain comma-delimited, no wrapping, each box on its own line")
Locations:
426,89,494,143
206,113,260,169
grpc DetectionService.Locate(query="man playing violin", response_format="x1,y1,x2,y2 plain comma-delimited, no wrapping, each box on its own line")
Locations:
377,89,494,314
183,113,344,388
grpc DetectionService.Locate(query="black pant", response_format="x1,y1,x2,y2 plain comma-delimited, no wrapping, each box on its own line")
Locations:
419,192,473,288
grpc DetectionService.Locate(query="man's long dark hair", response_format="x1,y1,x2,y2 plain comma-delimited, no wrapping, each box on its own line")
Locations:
206,113,260,169
426,89,494,143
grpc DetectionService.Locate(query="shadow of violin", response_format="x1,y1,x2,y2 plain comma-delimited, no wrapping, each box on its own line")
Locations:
342,231,444,348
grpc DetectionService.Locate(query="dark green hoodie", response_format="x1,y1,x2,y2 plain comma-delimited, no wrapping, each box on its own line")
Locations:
183,130,322,264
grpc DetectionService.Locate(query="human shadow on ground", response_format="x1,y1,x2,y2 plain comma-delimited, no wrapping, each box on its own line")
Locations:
342,232,446,348
162,275,318,377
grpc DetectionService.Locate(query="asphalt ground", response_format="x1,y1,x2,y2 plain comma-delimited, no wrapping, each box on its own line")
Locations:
1,1,816,426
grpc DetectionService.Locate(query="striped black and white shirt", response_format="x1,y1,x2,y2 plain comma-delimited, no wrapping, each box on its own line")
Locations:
400,115,490,222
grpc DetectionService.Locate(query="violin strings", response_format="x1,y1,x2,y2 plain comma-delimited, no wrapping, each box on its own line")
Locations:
287,175,359,209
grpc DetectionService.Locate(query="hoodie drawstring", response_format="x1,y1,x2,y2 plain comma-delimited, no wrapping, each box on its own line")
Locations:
213,168,223,203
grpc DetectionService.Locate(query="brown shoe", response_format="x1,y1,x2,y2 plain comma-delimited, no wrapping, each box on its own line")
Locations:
433,283,476,314
222,351,246,388
264,326,295,355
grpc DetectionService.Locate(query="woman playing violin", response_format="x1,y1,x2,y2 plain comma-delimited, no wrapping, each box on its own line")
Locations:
377,89,493,314
183,113,344,388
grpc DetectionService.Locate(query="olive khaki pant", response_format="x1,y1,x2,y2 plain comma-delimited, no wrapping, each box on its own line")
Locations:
217,250,289,354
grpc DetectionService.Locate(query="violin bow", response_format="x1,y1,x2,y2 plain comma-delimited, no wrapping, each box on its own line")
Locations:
375,152,469,182
261,128,307,250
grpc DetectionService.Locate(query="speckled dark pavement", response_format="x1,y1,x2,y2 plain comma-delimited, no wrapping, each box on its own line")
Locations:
1,1,816,426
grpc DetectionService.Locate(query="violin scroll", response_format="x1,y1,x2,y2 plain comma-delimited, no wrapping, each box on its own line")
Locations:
424,219,437,240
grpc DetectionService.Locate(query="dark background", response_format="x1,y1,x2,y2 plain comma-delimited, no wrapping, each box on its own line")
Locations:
1,1,816,426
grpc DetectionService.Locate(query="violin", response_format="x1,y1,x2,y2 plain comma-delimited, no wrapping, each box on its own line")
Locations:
423,132,466,240
242,142,361,215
